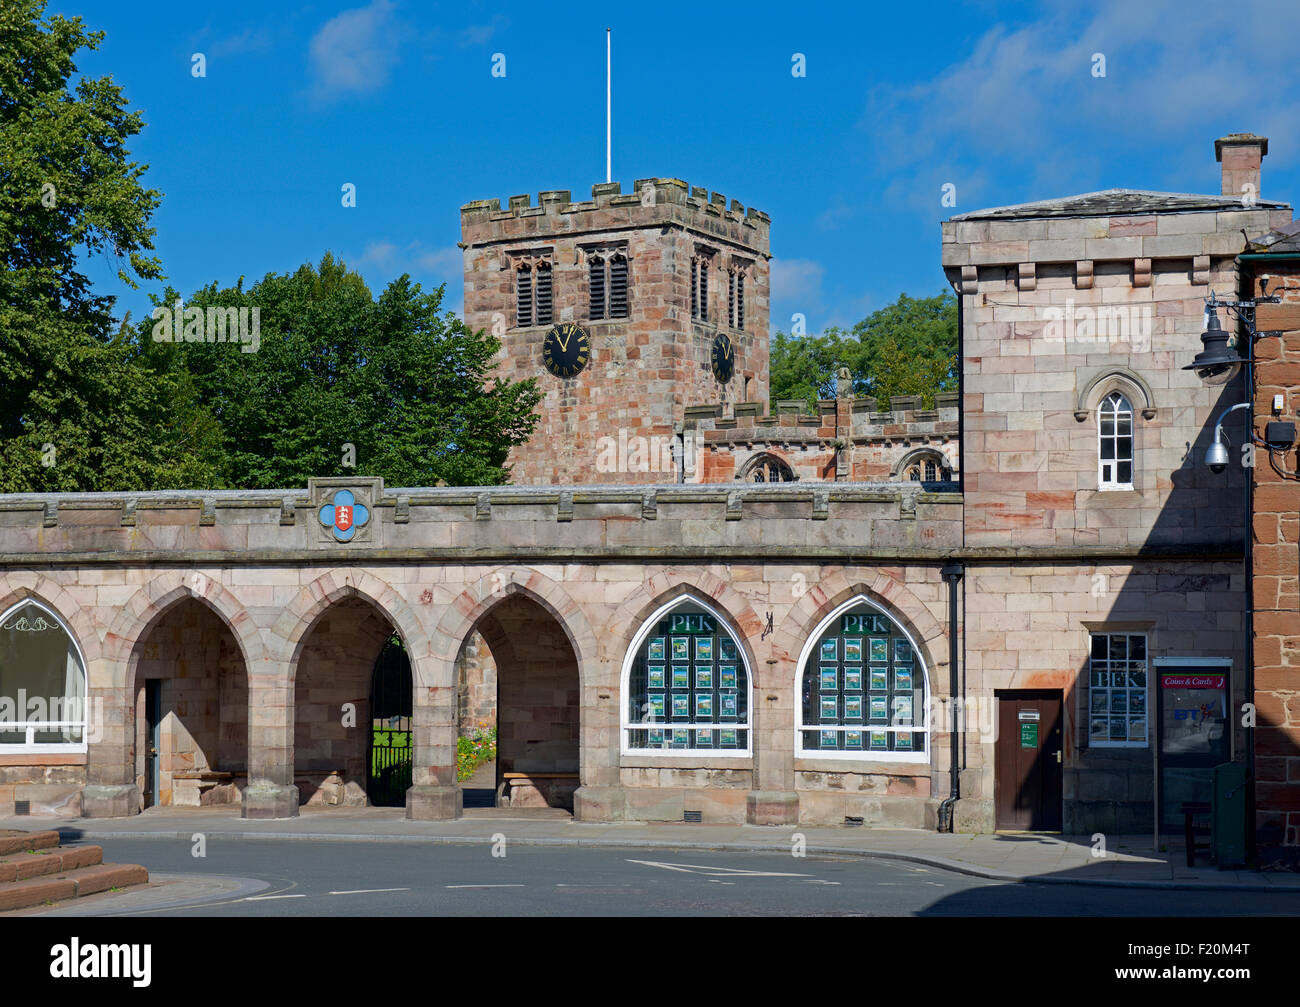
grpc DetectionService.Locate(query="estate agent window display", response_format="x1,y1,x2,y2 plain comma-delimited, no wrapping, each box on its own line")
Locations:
797,598,928,761
623,600,751,756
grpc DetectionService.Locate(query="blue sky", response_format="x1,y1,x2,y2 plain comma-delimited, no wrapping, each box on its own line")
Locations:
64,0,1300,335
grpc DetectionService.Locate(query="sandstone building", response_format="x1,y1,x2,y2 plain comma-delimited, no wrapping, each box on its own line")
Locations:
0,137,1294,847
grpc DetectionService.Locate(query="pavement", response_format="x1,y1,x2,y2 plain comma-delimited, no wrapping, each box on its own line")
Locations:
2,805,1297,894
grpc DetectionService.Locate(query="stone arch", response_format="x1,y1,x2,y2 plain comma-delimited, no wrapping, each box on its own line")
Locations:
608,570,765,680
107,571,265,695
272,570,427,682
892,446,956,481
1075,367,1157,421
0,574,103,668
771,570,947,692
430,566,596,690
736,452,797,482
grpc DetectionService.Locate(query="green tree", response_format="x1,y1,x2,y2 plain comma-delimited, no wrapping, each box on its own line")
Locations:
138,254,542,488
0,1,200,491
770,291,958,408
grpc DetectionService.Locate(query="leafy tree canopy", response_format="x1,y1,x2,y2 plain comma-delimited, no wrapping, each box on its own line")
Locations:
135,254,542,489
770,291,958,408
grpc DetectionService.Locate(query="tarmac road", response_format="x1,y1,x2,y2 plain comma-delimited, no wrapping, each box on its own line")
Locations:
33,837,1300,917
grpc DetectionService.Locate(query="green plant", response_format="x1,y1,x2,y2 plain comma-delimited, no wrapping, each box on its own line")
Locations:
456,725,497,782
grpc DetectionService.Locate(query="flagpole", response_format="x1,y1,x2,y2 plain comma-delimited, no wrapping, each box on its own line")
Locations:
606,28,611,184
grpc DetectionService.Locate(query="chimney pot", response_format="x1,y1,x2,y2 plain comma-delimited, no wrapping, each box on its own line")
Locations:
1215,133,1268,200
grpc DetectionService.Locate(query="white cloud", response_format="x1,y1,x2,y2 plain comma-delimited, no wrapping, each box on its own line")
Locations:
308,0,401,101
770,258,825,303
356,241,464,310
866,0,1300,209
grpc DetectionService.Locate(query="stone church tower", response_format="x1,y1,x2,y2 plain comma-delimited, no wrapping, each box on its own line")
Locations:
460,179,771,484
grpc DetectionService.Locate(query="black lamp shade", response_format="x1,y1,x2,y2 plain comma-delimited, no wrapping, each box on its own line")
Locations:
1183,311,1242,373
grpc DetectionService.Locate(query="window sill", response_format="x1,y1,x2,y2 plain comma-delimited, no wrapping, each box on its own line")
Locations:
620,752,752,767
796,753,930,770
0,750,87,764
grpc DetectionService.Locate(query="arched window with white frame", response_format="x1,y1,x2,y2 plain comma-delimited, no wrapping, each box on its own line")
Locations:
0,600,88,752
622,597,751,755
796,596,928,761
1098,391,1134,490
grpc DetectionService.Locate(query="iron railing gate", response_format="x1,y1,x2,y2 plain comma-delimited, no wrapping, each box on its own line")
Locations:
367,636,413,807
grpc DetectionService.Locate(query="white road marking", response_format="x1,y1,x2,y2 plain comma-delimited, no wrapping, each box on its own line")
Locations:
805,880,841,885
329,888,410,895
245,894,305,900
445,884,526,889
626,859,811,878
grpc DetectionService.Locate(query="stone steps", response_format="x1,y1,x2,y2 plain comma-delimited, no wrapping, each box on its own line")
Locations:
0,829,149,912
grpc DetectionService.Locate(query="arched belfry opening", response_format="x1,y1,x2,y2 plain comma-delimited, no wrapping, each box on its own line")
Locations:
456,594,580,813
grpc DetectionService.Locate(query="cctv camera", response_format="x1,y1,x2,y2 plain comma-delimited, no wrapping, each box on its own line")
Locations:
1206,440,1229,474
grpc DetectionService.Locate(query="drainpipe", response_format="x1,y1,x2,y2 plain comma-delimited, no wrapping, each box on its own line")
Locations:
938,560,964,832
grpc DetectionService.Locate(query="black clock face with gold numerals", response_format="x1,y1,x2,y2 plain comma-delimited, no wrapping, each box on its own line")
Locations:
541,322,590,379
710,332,735,383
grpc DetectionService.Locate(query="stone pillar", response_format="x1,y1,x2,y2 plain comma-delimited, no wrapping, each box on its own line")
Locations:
406,652,461,819
574,657,625,821
242,659,298,818
81,662,140,818
747,657,799,825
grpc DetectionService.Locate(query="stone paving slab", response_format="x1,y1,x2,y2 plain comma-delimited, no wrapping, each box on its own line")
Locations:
3,810,1297,891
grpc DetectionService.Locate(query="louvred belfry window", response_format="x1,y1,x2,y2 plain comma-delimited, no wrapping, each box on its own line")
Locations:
514,258,552,327
728,268,745,330
588,251,629,320
516,265,532,327
534,263,552,325
691,253,711,321
588,255,605,319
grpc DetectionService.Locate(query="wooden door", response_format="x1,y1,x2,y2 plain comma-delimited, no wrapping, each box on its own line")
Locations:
995,690,1063,831
143,679,160,809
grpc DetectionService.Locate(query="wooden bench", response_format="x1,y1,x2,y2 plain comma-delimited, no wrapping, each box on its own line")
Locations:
500,772,579,809
1181,801,1211,867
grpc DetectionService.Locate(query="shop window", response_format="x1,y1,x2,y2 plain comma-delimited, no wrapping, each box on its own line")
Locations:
1086,632,1148,747
622,598,750,755
797,597,927,758
0,600,87,752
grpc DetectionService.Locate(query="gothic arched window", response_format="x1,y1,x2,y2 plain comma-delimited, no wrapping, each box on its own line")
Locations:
740,454,795,483
1098,392,1134,489
0,600,88,752
622,598,751,755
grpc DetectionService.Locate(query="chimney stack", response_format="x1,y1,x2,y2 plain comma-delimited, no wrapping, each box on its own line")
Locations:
1216,133,1268,200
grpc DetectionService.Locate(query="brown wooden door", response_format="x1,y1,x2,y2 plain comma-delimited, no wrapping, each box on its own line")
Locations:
995,690,1063,831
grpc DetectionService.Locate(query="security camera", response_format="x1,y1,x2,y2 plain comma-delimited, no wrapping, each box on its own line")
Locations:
1206,439,1229,474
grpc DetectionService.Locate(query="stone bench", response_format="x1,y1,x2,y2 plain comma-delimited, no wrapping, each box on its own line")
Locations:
172,770,241,807
500,772,579,810
296,768,367,807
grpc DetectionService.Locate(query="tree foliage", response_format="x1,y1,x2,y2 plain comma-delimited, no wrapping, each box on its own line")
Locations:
136,255,542,489
0,2,540,492
770,292,958,408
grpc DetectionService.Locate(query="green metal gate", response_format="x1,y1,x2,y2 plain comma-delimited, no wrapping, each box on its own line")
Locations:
367,635,413,807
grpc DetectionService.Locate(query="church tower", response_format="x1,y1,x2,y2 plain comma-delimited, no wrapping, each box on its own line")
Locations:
460,178,771,484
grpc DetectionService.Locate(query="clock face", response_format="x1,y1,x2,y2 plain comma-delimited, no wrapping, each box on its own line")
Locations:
541,322,590,379
710,333,735,383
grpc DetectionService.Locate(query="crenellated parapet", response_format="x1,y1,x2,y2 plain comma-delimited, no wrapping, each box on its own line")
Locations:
683,392,959,483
